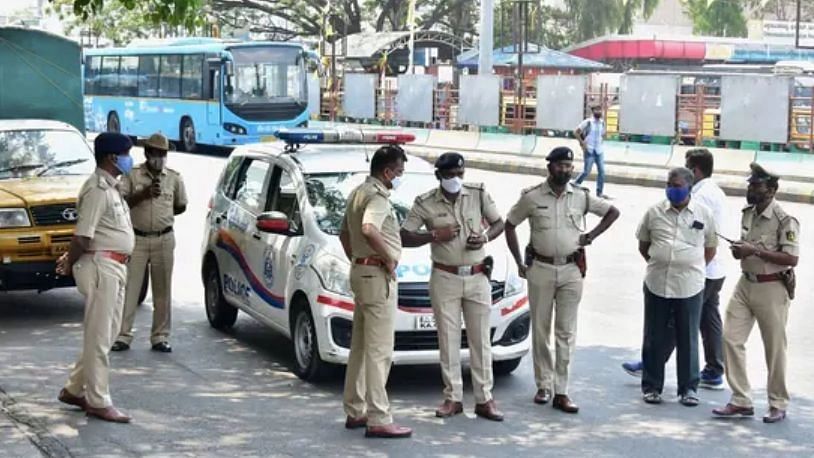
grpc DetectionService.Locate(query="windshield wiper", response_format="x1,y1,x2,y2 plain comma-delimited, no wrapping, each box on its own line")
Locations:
0,163,45,174
36,159,89,176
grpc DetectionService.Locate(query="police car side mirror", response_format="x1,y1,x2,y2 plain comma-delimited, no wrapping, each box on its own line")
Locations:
256,211,290,234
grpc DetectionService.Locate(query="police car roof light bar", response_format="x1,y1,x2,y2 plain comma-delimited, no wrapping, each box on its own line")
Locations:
275,128,415,145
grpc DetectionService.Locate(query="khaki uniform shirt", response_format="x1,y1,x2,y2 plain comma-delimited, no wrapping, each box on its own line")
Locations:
402,183,501,265
739,200,800,275
119,164,188,232
341,176,402,262
636,199,717,299
74,168,135,254
506,181,611,258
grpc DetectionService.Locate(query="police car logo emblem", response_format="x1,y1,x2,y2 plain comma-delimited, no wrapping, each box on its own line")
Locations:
62,208,78,222
263,247,275,287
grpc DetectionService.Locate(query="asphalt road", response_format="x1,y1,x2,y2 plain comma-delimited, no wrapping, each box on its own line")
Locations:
2,147,814,457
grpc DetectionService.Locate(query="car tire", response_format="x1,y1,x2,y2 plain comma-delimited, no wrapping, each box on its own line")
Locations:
180,117,197,152
492,357,522,376
291,302,331,382
204,260,238,330
137,265,149,306
107,112,120,133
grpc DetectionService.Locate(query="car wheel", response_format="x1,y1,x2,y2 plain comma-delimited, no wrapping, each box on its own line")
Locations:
137,265,149,306
492,357,522,376
291,303,330,381
107,112,120,133
180,117,197,152
204,261,237,329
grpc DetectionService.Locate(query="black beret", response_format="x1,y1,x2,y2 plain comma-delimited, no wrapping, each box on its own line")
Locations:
747,162,780,183
546,146,574,162
94,132,133,155
435,152,465,170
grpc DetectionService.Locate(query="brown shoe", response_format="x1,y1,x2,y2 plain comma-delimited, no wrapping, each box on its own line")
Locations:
344,415,368,429
552,394,579,414
57,388,87,410
85,405,131,423
712,403,754,418
365,423,412,439
474,400,504,422
763,407,787,424
435,400,463,418
533,388,552,405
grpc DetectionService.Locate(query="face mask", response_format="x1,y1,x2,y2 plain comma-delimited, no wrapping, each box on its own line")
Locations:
148,157,166,171
440,176,463,194
593,112,602,119
747,189,767,206
389,173,402,190
665,186,690,205
550,171,572,186
115,154,134,175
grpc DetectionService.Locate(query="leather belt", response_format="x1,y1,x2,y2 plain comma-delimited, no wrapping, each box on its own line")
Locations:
743,272,783,283
354,257,386,267
134,226,173,237
433,262,486,276
533,251,579,266
92,251,130,264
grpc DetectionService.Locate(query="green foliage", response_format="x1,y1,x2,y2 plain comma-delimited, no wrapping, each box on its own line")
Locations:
682,0,748,37
49,0,205,29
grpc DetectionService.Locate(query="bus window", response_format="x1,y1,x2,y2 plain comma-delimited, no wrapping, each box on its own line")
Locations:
182,54,204,99
100,56,120,96
85,56,101,95
208,69,221,101
120,56,138,97
138,55,160,97
159,55,182,98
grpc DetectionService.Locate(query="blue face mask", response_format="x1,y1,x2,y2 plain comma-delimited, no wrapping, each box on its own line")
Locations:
666,186,690,205
115,154,134,175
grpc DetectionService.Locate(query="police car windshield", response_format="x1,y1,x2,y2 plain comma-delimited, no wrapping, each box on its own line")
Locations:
0,129,94,179
305,171,438,235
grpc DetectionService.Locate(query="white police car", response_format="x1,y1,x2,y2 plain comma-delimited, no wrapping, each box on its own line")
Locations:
201,128,530,381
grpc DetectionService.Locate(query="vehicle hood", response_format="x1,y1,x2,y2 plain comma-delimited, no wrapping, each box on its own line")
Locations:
0,176,85,206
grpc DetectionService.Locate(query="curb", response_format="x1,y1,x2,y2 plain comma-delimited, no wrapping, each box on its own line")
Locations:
0,387,72,458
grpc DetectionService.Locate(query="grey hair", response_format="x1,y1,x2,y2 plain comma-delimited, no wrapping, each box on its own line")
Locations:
668,167,695,187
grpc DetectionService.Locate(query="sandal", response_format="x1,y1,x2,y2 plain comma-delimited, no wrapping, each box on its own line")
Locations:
680,393,699,407
643,392,662,404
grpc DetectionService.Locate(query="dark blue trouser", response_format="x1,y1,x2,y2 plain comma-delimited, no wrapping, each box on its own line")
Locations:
574,149,605,196
641,285,703,396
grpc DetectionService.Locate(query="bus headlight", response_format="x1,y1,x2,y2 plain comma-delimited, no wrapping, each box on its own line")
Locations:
223,123,247,135
314,254,352,297
0,208,31,228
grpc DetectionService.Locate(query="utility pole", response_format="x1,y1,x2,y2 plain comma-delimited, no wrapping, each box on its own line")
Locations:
478,0,494,75
512,0,531,133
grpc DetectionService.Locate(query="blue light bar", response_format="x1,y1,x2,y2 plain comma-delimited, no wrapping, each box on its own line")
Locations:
274,129,326,143
274,128,415,145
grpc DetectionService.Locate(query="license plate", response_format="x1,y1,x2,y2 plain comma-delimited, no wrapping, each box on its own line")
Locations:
50,243,70,256
261,135,277,143
416,314,436,330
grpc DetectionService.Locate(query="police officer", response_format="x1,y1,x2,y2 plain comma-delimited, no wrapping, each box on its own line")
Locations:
112,133,188,353
504,147,619,413
401,152,505,422
340,144,412,439
56,132,135,423
713,163,799,424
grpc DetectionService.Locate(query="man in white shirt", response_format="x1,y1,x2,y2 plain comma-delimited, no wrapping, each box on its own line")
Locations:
573,105,611,199
622,149,727,390
635,167,718,406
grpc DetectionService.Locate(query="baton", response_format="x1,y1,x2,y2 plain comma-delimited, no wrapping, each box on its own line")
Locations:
716,232,736,244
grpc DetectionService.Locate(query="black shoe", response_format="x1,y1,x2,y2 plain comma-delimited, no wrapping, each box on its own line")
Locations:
151,342,172,353
111,341,130,352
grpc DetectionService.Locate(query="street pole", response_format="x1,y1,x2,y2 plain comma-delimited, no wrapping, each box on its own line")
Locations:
407,0,417,74
478,0,494,75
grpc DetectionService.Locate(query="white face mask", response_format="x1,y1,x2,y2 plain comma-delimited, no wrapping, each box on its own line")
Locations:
440,176,463,194
390,174,403,190
148,157,166,171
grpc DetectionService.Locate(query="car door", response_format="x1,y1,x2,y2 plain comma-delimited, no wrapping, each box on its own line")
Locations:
244,163,304,326
220,156,273,313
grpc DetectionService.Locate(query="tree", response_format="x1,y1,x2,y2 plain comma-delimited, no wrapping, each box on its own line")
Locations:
683,0,748,37
748,0,814,22
49,0,204,29
49,0,176,45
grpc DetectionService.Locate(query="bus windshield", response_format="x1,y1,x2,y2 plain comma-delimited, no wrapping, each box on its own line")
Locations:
228,46,306,106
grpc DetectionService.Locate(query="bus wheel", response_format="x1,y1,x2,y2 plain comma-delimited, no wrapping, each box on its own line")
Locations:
107,112,120,133
180,117,197,152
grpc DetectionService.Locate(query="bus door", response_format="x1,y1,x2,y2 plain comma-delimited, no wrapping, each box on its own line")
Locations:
206,60,222,127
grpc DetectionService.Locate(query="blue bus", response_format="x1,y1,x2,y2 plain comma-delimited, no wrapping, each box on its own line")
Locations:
83,38,312,151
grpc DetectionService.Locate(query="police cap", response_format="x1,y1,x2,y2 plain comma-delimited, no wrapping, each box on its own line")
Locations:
747,162,780,184
143,132,170,151
435,152,465,170
546,146,574,163
94,132,133,155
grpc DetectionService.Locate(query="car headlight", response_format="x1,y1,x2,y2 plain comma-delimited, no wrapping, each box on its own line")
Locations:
504,269,525,298
0,208,31,228
314,253,352,297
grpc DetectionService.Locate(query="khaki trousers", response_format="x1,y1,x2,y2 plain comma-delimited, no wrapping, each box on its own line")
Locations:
118,232,175,346
526,261,583,395
64,253,127,408
343,265,396,426
723,276,790,410
429,268,493,404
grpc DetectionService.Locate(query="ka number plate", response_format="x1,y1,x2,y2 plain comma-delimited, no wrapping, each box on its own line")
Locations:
416,314,436,330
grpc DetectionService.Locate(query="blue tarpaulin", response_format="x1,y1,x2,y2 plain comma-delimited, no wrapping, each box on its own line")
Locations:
457,43,608,71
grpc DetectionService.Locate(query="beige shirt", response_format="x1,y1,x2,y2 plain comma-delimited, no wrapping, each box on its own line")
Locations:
506,181,611,258
739,200,800,275
119,164,188,232
402,183,501,266
74,168,135,254
341,176,402,262
636,199,717,299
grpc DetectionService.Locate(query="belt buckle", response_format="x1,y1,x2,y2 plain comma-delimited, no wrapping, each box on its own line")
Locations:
457,265,472,276
554,256,567,266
